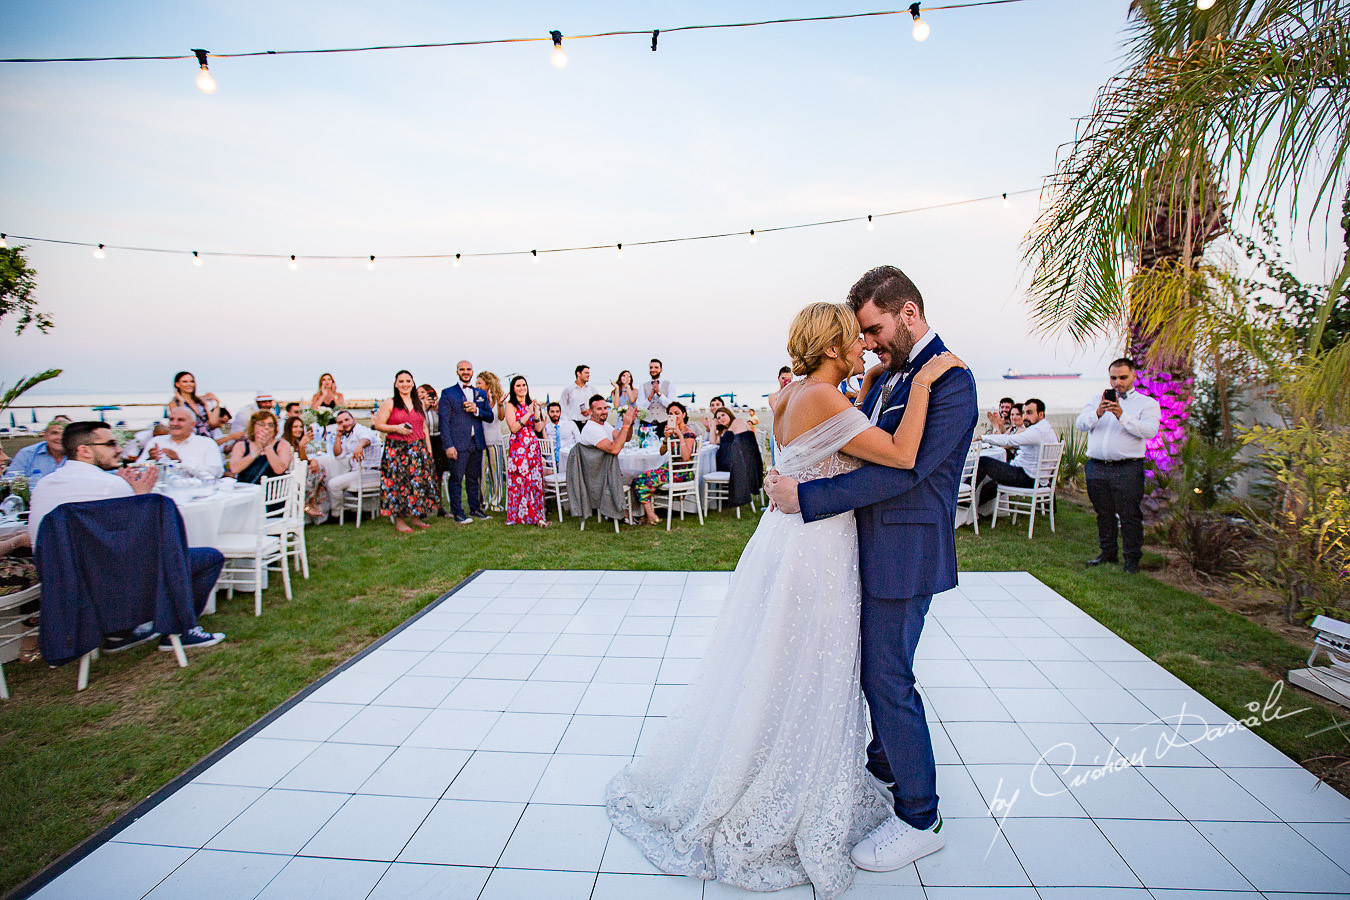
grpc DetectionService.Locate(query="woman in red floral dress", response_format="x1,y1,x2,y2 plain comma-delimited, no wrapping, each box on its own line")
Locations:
503,375,548,526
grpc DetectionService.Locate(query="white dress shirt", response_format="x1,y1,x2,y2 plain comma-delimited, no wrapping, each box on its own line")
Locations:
560,382,593,422
28,460,134,546
137,434,224,479
332,423,381,471
550,418,581,458
982,417,1057,477
1074,389,1162,460
870,329,937,425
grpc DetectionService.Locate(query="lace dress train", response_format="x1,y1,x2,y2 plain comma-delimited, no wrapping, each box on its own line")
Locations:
606,408,889,898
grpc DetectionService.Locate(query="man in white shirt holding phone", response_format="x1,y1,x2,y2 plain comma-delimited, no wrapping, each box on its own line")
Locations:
1075,358,1161,574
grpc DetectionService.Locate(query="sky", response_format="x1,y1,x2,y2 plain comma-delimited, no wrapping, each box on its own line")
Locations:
0,0,1215,397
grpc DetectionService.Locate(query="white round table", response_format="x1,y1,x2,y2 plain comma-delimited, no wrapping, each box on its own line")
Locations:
169,481,263,549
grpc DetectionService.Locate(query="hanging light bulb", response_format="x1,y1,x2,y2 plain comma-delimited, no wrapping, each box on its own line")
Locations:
0,234,7,249
866,215,875,232
749,229,757,245
453,253,462,268
549,31,568,69
616,243,624,260
531,249,540,263
192,49,217,94
93,243,106,260
1197,0,1216,9
909,3,930,42
192,250,203,267
367,255,376,271
288,254,298,271
1002,193,1011,209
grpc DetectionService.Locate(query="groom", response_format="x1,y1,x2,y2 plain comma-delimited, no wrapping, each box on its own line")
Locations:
766,265,977,871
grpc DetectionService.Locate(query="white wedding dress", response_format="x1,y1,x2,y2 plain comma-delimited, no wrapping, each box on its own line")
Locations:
606,407,889,898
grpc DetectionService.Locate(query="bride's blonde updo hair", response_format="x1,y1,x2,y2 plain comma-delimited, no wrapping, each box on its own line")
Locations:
787,301,858,377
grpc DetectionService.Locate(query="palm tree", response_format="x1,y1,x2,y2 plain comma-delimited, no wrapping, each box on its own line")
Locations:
1024,0,1350,443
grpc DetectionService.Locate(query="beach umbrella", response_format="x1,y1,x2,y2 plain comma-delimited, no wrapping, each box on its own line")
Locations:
679,392,696,405
8,413,14,428
30,409,37,423
162,406,169,417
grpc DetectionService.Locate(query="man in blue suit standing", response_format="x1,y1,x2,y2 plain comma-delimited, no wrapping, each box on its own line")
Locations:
438,360,495,524
766,266,977,872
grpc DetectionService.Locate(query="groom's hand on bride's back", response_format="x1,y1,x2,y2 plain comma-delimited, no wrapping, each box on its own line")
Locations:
764,472,801,514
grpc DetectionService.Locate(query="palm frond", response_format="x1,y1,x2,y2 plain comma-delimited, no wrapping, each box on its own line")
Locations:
0,369,62,415
1025,1,1350,339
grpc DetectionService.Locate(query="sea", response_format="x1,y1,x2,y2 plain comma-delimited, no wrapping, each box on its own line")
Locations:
6,377,1099,432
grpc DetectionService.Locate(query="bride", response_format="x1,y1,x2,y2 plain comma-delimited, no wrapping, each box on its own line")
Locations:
606,301,964,897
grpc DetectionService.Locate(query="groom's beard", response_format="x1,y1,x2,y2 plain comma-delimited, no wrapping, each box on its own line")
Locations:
881,323,917,373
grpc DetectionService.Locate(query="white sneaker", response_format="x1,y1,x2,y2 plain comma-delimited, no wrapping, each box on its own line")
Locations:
850,813,944,872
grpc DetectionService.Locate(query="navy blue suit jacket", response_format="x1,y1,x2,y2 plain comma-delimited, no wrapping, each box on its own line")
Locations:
438,383,496,453
797,333,978,600
35,494,197,666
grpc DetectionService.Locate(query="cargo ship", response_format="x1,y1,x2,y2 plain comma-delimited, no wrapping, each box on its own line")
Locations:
1002,369,1081,380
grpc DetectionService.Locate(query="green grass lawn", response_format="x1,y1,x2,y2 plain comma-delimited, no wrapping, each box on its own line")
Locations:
2,500,1346,893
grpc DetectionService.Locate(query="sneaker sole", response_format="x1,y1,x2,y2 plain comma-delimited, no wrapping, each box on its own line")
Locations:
851,834,945,872
159,636,225,651
105,634,160,654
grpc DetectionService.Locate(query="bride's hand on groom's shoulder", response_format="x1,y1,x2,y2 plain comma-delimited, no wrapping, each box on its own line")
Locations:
916,352,967,387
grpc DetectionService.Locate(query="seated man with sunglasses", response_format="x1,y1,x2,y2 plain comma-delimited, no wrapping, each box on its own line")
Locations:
28,421,226,652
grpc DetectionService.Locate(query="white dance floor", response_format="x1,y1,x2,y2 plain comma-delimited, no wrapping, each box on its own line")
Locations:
26,570,1350,899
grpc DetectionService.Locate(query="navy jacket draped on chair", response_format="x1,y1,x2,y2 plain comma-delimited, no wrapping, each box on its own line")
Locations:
35,494,197,666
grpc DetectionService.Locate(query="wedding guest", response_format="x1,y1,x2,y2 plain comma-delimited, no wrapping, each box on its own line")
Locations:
122,422,168,462
544,401,581,467
310,373,346,410
139,408,224,479
232,391,274,430
1009,403,1024,431
975,398,1054,505
630,401,696,525
503,375,548,527
212,409,239,451
324,410,381,504
477,371,508,513
766,365,794,409
610,370,639,412
168,371,222,437
28,421,225,651
419,384,449,515
438,362,496,524
702,396,726,435
998,397,1015,428
709,407,752,444
7,417,71,484
640,359,672,437
1076,358,1162,574
561,364,592,431
374,370,438,533
580,396,637,454
283,402,302,419
228,410,291,484
284,415,328,518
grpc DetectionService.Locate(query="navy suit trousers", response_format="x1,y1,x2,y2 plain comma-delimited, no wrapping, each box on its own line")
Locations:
188,547,225,618
447,448,484,518
861,588,939,830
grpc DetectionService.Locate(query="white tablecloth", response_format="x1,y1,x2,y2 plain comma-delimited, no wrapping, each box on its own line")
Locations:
617,445,718,481
171,481,263,548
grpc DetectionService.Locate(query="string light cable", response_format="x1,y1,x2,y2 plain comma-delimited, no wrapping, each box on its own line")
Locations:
0,187,1038,267
0,1,1038,80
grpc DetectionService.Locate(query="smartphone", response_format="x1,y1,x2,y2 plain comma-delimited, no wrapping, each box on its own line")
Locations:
1103,388,1118,402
